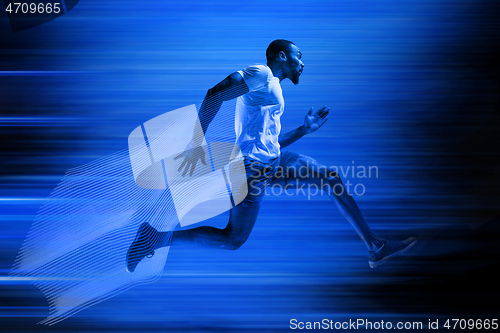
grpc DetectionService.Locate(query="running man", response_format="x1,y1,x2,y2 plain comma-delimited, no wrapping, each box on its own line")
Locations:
126,39,416,271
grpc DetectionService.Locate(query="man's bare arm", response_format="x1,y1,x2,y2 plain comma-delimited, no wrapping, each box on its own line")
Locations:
194,72,249,144
176,72,249,176
278,106,330,149
278,126,308,149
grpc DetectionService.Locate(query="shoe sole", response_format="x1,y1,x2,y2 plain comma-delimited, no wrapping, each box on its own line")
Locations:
368,237,417,268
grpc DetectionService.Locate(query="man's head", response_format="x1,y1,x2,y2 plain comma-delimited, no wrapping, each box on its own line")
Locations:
266,39,304,85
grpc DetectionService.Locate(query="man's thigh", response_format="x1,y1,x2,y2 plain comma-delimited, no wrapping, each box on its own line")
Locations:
226,157,271,242
229,157,277,208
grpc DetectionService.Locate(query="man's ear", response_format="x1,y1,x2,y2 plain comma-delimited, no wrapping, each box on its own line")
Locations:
278,51,287,61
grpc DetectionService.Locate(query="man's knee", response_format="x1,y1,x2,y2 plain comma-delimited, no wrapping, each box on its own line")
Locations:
326,170,341,184
316,167,344,196
224,205,259,250
226,234,248,250
222,227,250,250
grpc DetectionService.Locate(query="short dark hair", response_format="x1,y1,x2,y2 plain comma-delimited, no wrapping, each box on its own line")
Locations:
266,39,295,63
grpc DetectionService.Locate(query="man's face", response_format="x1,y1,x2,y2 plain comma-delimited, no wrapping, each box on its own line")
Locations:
285,44,304,85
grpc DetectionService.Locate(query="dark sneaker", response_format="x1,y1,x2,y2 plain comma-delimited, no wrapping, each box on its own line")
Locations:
126,222,157,273
368,237,417,268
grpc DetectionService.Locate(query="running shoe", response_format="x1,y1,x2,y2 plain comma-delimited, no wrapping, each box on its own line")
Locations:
126,222,157,273
368,237,417,268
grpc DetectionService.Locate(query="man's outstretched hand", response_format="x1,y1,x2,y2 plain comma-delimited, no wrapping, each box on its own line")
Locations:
303,106,330,134
174,145,207,176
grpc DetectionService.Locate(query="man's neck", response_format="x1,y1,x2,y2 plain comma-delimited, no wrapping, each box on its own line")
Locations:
267,62,286,82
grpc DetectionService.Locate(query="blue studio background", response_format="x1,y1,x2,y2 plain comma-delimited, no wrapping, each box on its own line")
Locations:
1,0,499,331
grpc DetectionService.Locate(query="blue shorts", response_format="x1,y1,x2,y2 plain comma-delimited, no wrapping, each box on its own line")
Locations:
236,151,300,207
